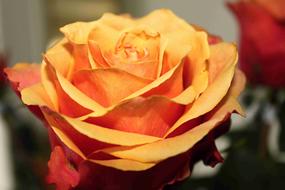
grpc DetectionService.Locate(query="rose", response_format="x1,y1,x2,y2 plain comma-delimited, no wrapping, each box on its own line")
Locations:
5,9,245,190
250,0,285,20
228,1,285,88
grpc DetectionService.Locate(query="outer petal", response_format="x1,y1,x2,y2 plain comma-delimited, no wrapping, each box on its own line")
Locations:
47,112,235,190
49,123,157,172
42,106,162,156
47,125,90,166
56,113,162,146
228,68,247,99
165,43,238,136
171,51,245,135
48,118,233,190
45,61,92,117
21,83,54,109
4,63,45,119
76,151,191,190
88,159,156,172
48,130,177,190
4,63,41,91
51,127,86,160
99,95,242,163
208,43,239,83
46,146,80,190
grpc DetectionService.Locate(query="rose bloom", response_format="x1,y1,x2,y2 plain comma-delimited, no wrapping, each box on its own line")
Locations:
228,0,285,88
5,9,245,190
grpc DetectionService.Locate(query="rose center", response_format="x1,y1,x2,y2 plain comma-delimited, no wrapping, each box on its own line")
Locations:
117,43,149,62
114,32,151,63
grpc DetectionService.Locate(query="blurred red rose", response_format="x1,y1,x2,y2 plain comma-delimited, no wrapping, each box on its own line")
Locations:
252,0,285,20
228,1,285,88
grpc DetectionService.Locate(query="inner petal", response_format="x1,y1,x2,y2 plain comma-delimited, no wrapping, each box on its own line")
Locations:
71,68,151,107
85,97,184,138
114,28,159,62
104,27,161,79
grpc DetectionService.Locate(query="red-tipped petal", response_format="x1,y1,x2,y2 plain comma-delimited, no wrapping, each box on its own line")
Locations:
4,63,41,91
46,146,80,190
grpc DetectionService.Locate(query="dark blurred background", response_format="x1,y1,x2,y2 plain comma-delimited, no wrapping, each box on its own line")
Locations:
0,0,284,190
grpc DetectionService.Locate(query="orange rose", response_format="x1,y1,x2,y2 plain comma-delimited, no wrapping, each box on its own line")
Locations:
5,9,245,190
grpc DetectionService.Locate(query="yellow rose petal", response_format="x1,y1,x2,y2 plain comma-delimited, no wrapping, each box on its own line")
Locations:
228,69,246,99
185,31,210,97
51,126,86,159
53,126,157,172
56,69,107,115
164,43,238,137
171,86,196,105
124,60,183,100
88,22,120,55
44,38,74,78
52,124,151,173
62,115,162,146
100,96,241,163
21,83,54,109
60,21,97,44
72,68,151,107
89,159,155,171
156,38,168,77
41,61,59,111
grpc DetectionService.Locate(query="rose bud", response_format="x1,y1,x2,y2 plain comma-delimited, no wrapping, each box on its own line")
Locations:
228,0,285,88
4,9,245,190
